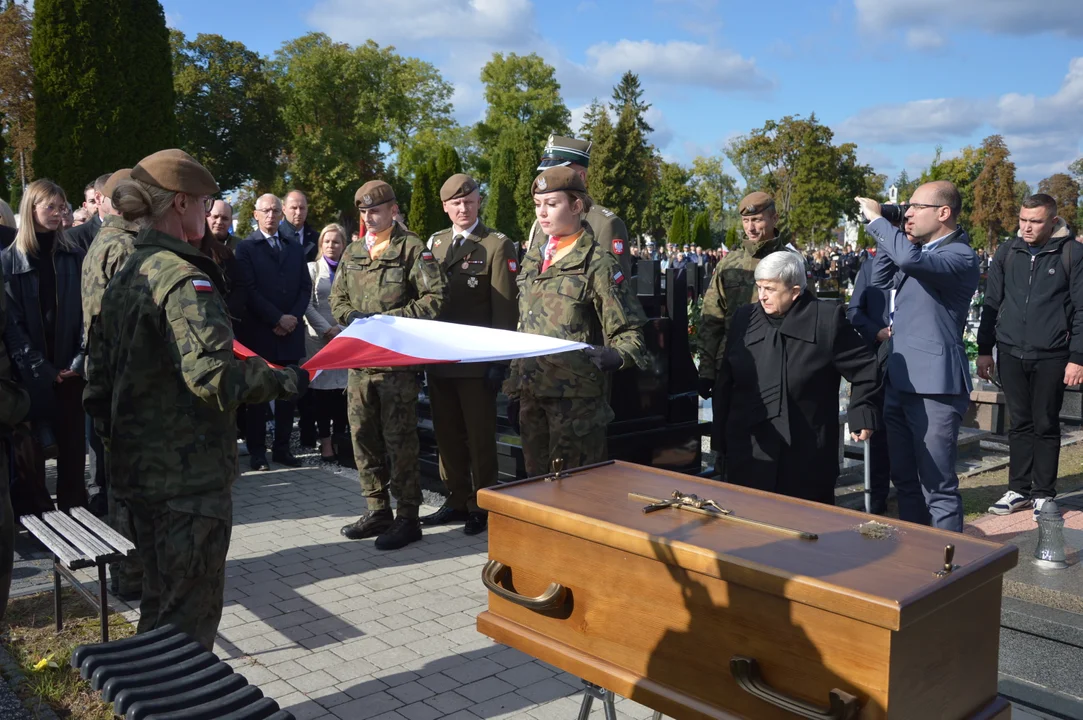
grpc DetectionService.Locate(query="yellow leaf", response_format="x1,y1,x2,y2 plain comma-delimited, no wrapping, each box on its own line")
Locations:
32,654,54,671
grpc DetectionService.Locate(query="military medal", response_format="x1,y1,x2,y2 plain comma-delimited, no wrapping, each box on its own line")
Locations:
462,261,469,270
467,276,478,288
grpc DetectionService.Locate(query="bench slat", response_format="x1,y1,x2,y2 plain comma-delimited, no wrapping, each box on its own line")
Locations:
44,511,117,560
71,507,136,555
21,515,90,568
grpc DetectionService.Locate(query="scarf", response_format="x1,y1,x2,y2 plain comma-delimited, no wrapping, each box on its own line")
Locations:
325,256,339,282
760,311,790,445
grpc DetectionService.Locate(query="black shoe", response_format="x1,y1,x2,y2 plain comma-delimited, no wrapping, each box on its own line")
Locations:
250,454,270,472
87,493,108,517
341,509,393,540
419,505,470,526
463,512,488,536
375,515,422,550
272,451,301,467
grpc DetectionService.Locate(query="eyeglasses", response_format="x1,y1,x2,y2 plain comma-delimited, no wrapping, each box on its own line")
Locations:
907,203,945,211
35,203,64,214
202,197,215,213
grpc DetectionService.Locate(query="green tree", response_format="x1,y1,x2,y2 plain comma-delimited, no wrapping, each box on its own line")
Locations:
668,205,689,247
475,52,570,180
597,102,650,239
578,98,607,140
690,155,739,231
33,0,175,198
919,144,987,245
435,145,462,181
407,159,443,239
610,71,652,134
585,102,615,204
483,126,535,242
724,225,738,250
0,1,34,188
171,31,285,191
691,211,711,248
643,160,697,242
1037,173,1079,223
972,135,1018,248
1014,180,1031,207
891,169,920,202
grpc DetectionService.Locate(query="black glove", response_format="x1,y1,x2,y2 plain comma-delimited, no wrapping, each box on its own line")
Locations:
505,398,521,435
697,377,714,400
584,346,623,372
484,365,506,394
287,365,310,399
347,311,373,324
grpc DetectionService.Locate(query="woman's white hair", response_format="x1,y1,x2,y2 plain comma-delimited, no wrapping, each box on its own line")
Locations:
754,250,807,290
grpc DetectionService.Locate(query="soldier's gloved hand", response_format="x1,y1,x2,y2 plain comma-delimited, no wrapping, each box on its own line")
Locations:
484,365,506,393
585,346,622,372
347,311,374,324
505,398,521,435
287,365,310,399
697,377,714,400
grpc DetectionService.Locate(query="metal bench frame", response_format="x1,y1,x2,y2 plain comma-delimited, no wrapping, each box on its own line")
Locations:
20,507,136,643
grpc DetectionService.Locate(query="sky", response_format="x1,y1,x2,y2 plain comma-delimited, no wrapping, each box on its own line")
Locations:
162,0,1083,187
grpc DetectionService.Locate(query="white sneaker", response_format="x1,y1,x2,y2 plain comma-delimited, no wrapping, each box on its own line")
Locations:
1033,497,1053,520
989,490,1031,515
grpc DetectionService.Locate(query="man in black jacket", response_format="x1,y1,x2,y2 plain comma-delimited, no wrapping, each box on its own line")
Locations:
67,174,112,251
279,190,318,262
978,193,1083,519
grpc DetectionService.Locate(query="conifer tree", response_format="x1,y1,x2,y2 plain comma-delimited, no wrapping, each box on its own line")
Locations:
668,206,689,247
691,211,711,248
483,127,535,242
724,225,738,250
408,161,437,238
435,145,462,182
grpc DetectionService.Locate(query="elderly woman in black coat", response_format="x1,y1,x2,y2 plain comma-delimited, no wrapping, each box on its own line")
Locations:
716,251,881,505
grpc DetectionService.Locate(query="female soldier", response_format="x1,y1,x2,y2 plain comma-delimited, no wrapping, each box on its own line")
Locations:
505,166,648,476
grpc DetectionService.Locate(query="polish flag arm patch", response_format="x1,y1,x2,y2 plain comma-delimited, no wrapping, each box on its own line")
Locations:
613,270,625,284
192,279,214,293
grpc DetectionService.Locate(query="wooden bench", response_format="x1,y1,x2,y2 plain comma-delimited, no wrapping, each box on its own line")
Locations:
20,507,136,643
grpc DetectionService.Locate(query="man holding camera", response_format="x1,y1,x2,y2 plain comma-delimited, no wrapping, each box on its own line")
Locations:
977,194,1083,519
856,182,979,532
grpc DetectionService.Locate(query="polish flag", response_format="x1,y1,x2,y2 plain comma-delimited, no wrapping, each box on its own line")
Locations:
300,316,589,370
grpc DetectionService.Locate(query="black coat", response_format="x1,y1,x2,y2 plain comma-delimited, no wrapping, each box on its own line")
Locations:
1,238,85,373
0,225,15,250
716,292,881,504
279,220,319,263
67,214,102,251
234,231,311,364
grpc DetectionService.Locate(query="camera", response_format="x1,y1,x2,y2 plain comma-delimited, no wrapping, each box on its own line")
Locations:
880,204,910,225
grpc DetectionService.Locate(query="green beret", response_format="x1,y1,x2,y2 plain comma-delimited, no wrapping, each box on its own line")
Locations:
739,191,775,216
439,174,479,202
355,180,395,209
131,150,219,195
537,134,591,170
531,166,593,212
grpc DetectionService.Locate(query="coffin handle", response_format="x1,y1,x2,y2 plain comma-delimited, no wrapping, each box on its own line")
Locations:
730,656,859,720
482,560,567,611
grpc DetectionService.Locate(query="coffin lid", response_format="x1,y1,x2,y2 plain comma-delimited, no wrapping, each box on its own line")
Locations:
478,461,1017,631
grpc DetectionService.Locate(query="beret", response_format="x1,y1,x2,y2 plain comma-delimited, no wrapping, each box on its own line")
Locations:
131,149,219,195
103,168,132,202
355,180,395,209
440,173,479,203
739,191,775,216
531,166,592,213
537,134,591,170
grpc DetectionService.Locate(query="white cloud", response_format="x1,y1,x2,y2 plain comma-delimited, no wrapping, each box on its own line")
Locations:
855,0,1083,48
644,106,674,149
836,98,990,144
585,40,772,93
307,0,536,46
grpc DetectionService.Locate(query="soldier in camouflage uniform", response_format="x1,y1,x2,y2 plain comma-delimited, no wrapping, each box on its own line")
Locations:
80,168,143,600
331,180,446,551
0,261,30,621
505,166,648,476
697,192,805,465
84,150,307,650
524,135,633,277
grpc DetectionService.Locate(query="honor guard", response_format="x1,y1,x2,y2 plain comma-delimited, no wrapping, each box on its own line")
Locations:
420,174,519,535
524,135,633,277
505,167,648,476
331,180,446,550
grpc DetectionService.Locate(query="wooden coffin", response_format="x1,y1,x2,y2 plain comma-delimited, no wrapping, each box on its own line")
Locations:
476,461,1017,720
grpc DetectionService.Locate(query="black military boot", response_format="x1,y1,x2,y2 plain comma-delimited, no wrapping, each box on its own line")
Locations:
374,515,422,551
340,509,393,540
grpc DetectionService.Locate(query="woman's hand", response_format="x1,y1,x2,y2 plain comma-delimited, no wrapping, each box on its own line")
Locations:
850,428,873,442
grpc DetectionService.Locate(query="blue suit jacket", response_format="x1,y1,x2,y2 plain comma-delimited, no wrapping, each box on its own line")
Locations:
847,258,891,349
234,231,312,364
868,218,979,396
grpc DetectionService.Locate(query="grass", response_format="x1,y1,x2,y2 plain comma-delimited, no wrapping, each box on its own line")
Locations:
2,587,135,719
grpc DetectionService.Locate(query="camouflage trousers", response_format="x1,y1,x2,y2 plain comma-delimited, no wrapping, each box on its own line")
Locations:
126,493,232,651
347,370,422,519
519,394,613,477
105,450,142,596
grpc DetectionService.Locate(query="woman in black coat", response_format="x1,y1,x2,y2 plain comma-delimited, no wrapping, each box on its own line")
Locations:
715,251,881,505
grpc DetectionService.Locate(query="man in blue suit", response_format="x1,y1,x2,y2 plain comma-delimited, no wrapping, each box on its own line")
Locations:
235,194,313,470
856,182,979,532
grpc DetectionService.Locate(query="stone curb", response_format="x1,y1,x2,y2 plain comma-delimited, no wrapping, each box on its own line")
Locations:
0,639,62,720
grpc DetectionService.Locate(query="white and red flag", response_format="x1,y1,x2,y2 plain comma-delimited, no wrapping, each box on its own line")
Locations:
289,316,588,371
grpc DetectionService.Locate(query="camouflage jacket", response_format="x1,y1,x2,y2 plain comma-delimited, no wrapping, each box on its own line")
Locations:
81,214,140,347
329,223,447,372
526,204,632,276
0,262,30,433
698,230,802,380
506,228,648,399
84,227,301,505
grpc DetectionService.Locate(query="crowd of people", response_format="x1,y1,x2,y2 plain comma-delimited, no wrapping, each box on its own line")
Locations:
0,129,1079,651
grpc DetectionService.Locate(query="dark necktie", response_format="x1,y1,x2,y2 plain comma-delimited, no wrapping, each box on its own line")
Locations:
270,235,281,259
453,234,464,249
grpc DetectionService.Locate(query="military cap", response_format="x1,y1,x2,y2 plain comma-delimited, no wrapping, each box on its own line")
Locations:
439,173,479,202
537,134,591,170
739,191,775,216
103,168,132,200
531,166,593,212
355,180,395,209
131,149,219,195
